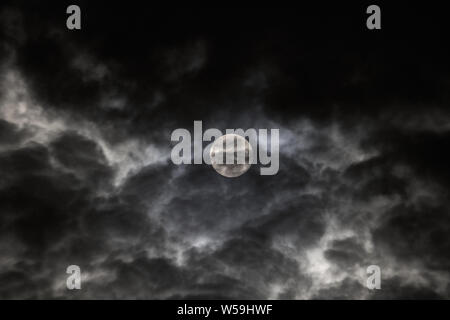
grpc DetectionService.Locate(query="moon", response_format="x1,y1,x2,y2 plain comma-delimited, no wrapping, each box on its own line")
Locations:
210,134,252,178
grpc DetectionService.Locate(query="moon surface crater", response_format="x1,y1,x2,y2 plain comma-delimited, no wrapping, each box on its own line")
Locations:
210,134,252,178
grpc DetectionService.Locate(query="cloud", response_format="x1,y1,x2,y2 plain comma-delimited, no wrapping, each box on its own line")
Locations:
0,2,449,300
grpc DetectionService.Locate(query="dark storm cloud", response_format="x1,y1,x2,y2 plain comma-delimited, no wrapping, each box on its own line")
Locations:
374,204,450,271
0,125,171,298
0,119,28,146
1,1,450,299
324,237,366,270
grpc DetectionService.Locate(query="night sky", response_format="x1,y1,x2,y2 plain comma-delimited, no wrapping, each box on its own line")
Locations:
1,1,450,299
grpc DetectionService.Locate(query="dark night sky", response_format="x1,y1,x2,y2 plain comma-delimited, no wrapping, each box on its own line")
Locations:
0,1,449,299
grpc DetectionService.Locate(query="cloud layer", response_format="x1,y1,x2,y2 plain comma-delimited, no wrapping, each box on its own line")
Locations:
0,2,449,299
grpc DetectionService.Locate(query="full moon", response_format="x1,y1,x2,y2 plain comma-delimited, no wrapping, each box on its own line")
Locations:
210,134,252,177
